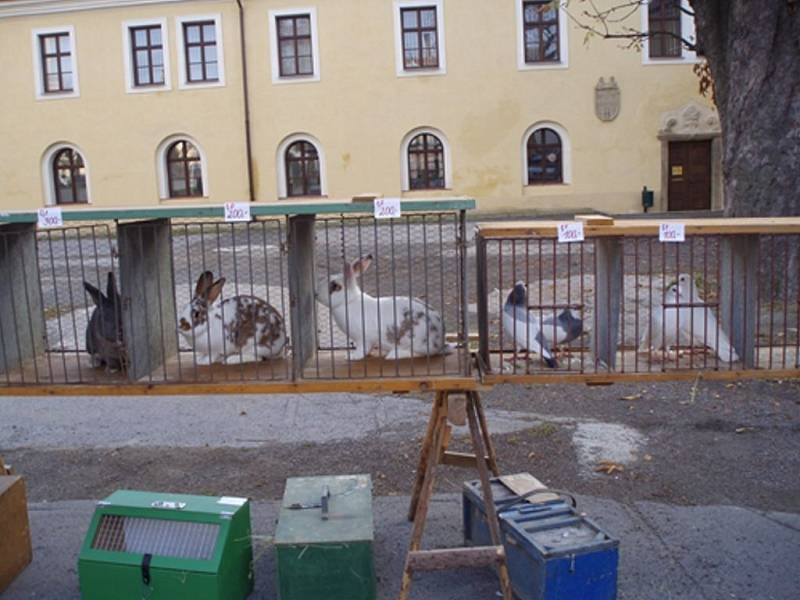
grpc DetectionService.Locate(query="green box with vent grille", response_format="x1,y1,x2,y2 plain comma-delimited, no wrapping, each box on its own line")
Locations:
77,490,253,600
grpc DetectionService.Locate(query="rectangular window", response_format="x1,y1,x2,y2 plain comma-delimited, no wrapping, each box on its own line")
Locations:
400,6,439,69
183,20,219,83
648,0,682,58
130,25,165,86
39,32,73,93
523,0,559,63
276,14,313,77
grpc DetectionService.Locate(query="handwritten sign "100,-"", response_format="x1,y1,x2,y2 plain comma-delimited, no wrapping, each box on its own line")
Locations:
557,222,585,243
37,207,63,228
374,197,402,219
659,222,685,242
224,202,251,222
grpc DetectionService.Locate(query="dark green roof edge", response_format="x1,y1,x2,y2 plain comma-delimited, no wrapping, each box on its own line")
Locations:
0,198,475,223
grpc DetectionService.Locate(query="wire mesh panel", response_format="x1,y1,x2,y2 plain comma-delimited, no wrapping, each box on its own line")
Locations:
476,223,800,380
92,514,219,560
308,213,468,379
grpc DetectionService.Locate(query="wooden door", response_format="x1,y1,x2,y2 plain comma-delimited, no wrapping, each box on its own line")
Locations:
668,140,711,211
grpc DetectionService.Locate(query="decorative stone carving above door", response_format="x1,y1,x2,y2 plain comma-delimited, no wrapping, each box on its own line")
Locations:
659,101,721,139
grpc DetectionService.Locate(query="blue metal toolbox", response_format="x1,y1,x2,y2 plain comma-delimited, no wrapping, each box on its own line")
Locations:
464,475,619,600
463,475,570,548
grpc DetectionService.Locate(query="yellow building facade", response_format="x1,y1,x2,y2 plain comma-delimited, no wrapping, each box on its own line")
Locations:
0,0,721,214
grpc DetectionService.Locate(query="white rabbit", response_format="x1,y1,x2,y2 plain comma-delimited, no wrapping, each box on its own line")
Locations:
178,271,286,365
315,254,453,360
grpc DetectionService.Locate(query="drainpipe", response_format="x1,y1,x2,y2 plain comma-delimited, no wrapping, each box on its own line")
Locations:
237,0,255,202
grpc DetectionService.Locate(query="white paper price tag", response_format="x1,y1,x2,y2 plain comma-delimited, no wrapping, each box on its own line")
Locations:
37,207,63,228
659,222,685,242
374,197,402,219
224,202,251,222
557,222,584,243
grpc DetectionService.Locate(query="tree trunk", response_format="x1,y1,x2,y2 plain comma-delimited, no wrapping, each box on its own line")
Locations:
691,0,800,218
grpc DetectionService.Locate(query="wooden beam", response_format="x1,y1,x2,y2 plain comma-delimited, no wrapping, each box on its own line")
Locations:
406,546,505,571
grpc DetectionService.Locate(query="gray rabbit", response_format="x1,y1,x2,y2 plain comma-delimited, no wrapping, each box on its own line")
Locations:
83,272,127,372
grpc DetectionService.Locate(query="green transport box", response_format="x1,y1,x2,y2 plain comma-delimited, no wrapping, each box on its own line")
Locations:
275,474,376,600
78,490,253,600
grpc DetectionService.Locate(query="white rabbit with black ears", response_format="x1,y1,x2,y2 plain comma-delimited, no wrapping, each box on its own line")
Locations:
316,254,453,360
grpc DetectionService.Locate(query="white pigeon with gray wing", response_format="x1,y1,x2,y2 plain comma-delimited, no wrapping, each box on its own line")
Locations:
502,281,558,368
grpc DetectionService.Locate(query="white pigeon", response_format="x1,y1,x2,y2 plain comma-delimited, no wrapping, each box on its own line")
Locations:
640,273,739,362
502,281,558,368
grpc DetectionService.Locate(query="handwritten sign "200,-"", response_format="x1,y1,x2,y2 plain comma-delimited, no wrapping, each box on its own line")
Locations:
224,202,251,222
374,197,402,219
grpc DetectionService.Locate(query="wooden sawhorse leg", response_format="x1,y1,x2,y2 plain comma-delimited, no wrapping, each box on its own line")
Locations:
400,390,512,600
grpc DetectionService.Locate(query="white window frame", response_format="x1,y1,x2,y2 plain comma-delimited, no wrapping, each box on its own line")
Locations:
175,14,225,89
516,0,569,71
276,133,327,198
268,7,320,85
156,134,210,200
41,142,92,206
521,121,572,186
641,0,698,65
122,18,171,94
400,126,452,191
31,26,80,100
393,0,446,78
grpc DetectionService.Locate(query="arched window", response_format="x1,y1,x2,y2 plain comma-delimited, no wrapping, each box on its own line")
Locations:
407,133,445,190
285,140,321,197
166,139,204,198
52,148,88,204
526,127,563,184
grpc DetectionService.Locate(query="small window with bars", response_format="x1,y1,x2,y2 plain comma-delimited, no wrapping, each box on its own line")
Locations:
648,0,683,58
92,515,219,560
39,32,74,94
276,14,314,77
130,25,165,87
400,6,439,70
407,133,445,190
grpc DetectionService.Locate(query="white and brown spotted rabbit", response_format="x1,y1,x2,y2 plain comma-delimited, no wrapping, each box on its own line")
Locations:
178,271,286,365
316,254,453,360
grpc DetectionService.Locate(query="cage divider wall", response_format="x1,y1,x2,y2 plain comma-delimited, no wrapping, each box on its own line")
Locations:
592,237,623,370
287,214,318,378
719,235,759,367
118,219,178,382
0,223,44,377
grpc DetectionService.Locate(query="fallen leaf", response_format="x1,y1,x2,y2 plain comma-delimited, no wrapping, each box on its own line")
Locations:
239,410,247,416
527,451,536,459
735,426,754,434
643,454,653,462
595,460,624,475
725,383,736,389
619,394,642,401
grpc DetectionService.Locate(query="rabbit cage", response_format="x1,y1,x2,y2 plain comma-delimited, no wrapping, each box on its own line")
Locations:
0,199,472,391
475,217,800,382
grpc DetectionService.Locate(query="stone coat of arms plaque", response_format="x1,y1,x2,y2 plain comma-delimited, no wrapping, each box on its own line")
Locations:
595,76,620,122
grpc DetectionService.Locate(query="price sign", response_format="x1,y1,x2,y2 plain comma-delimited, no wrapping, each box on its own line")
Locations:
557,222,584,243
224,202,251,222
374,197,402,219
659,222,685,242
37,207,63,228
